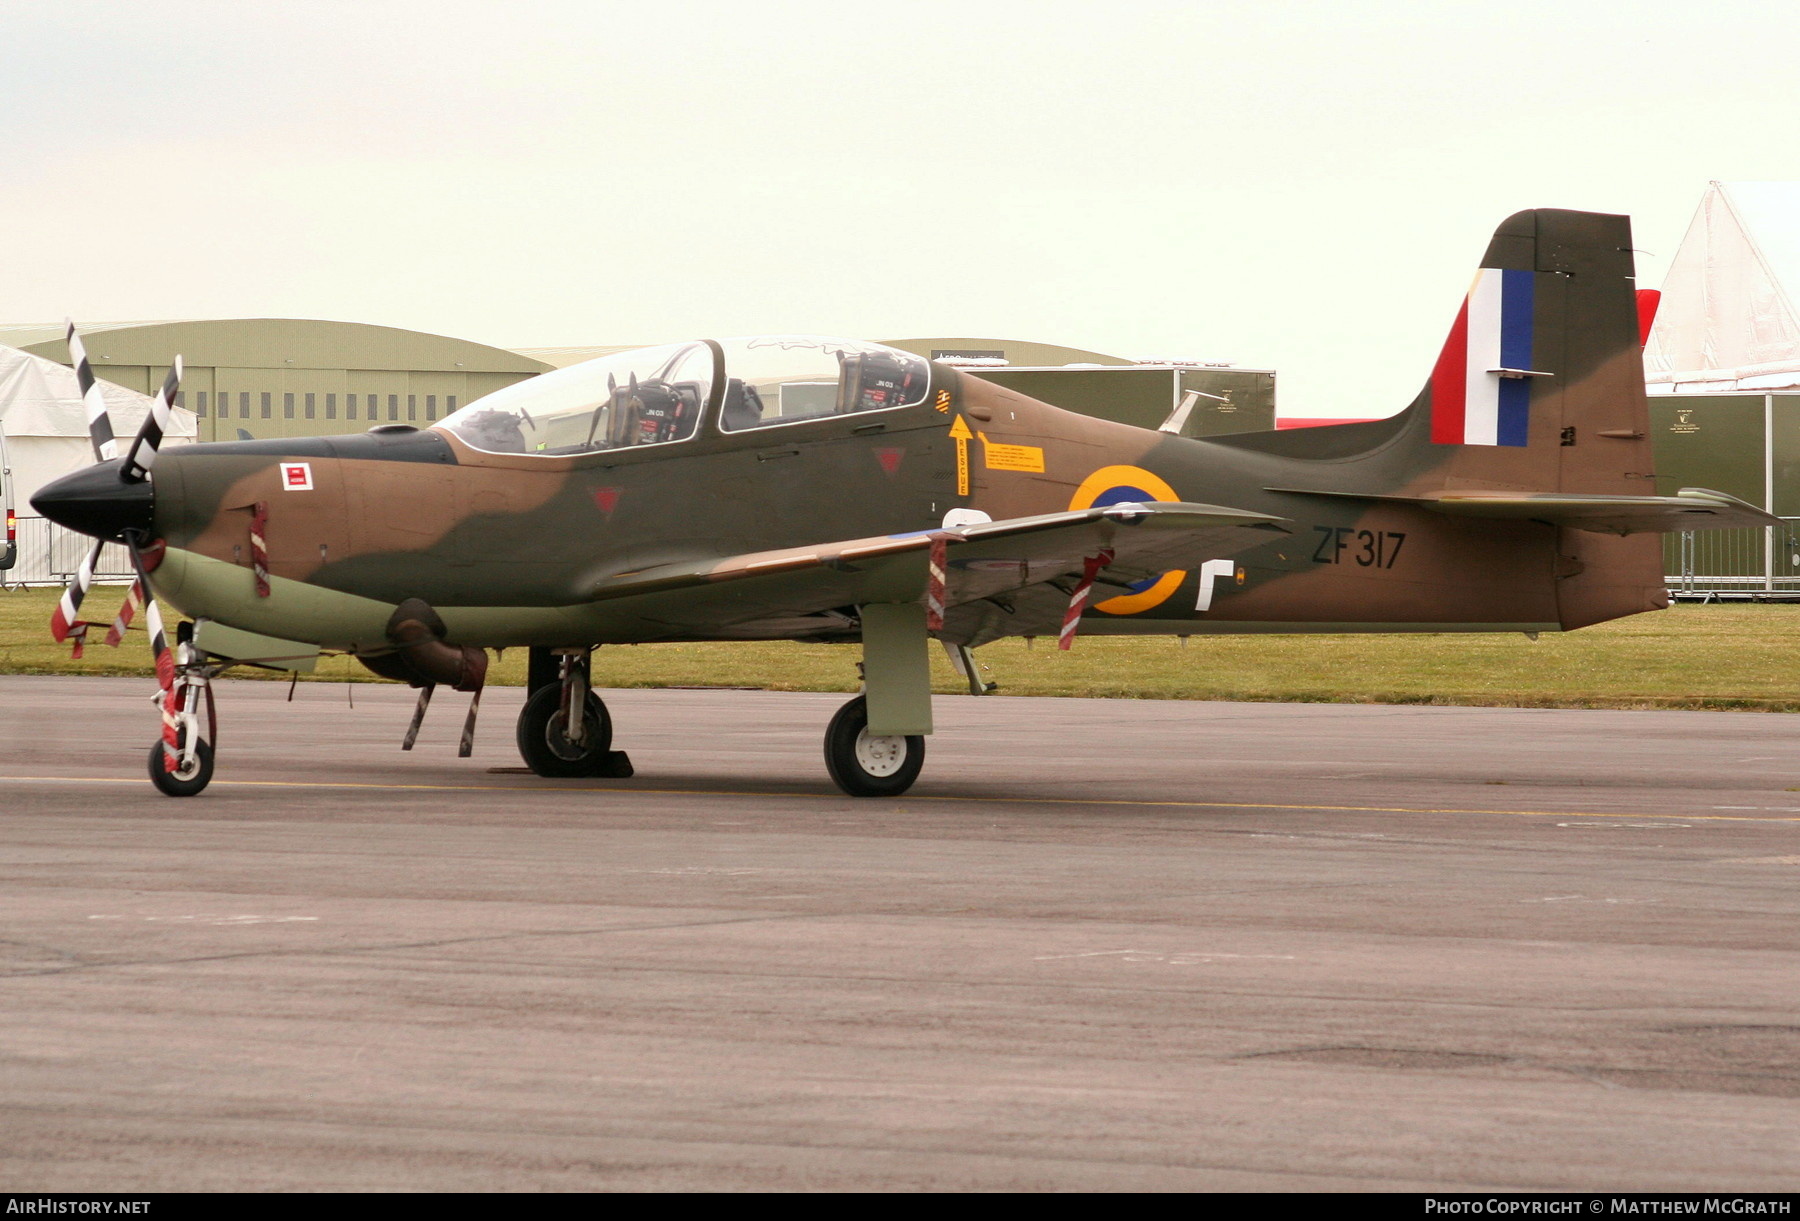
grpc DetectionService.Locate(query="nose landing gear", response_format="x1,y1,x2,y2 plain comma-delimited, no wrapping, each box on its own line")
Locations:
148,621,220,798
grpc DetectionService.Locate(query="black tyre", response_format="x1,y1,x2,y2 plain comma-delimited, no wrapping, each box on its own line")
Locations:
823,696,925,798
148,740,213,797
516,683,614,777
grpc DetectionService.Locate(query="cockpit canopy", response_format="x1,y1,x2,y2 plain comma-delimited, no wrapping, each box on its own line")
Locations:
439,335,933,456
714,336,932,432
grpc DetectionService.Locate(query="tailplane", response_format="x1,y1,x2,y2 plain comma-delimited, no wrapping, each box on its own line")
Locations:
1217,209,1743,627
1221,209,1655,493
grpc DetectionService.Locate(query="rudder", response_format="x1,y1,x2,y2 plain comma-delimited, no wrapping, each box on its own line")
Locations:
1424,209,1653,499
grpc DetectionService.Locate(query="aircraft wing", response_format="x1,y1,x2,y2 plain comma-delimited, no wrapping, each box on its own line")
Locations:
582,502,1288,635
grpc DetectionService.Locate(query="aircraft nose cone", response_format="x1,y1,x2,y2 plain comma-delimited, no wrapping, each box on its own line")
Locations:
30,460,154,541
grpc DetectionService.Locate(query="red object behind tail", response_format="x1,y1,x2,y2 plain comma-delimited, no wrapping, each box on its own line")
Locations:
1636,289,1661,348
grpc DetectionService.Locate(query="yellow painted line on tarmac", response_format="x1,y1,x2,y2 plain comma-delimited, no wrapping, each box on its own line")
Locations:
3,774,1797,823
5,776,528,793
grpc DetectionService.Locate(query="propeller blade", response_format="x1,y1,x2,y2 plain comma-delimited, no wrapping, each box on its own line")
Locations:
49,538,106,651
121,356,182,482
104,578,145,648
65,321,117,463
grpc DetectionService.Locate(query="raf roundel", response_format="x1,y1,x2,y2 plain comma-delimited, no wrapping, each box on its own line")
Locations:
1067,465,1185,614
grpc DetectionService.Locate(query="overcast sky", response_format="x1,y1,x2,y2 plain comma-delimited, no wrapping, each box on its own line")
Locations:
3,1,1795,418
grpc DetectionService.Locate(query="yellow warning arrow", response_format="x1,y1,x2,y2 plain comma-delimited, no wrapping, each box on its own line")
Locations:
948,414,973,496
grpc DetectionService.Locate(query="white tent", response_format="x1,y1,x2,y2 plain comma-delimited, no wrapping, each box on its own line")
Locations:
1,343,196,584
1646,181,1800,394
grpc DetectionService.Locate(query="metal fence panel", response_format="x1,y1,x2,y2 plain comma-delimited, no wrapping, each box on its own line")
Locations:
0,516,134,589
1665,520,1800,597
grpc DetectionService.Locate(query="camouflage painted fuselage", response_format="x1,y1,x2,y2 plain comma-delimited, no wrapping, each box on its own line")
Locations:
144,209,1668,655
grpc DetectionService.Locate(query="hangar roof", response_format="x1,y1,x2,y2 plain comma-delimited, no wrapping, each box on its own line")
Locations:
0,319,550,374
515,336,1135,371
512,344,650,369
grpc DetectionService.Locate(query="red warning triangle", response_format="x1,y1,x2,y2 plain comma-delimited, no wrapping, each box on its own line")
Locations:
874,447,904,476
593,486,622,517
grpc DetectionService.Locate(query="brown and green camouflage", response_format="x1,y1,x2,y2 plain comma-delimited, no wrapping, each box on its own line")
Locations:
31,208,1776,794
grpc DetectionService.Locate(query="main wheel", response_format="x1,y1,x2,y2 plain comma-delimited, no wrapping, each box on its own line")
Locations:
824,696,925,797
148,740,214,797
516,683,614,777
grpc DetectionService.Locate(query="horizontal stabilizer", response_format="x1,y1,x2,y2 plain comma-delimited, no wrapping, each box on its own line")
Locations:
1422,487,1777,534
1268,485,1775,536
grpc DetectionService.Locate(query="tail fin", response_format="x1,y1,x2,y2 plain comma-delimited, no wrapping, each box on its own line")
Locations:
1419,209,1653,498
1214,209,1667,627
1424,211,1668,628
1218,209,1655,492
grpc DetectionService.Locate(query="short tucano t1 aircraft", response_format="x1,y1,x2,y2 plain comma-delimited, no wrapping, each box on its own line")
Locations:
32,208,1775,798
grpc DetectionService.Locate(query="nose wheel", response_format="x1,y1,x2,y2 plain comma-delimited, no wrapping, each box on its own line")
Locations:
148,739,214,797
824,695,925,797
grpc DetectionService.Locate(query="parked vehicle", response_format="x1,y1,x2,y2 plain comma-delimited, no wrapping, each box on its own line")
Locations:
1,424,16,570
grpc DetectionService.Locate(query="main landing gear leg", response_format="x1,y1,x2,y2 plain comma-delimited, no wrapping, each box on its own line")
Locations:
516,646,633,778
826,604,930,797
148,622,219,798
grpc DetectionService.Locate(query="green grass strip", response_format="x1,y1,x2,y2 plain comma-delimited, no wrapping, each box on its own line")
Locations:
5,587,1800,710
